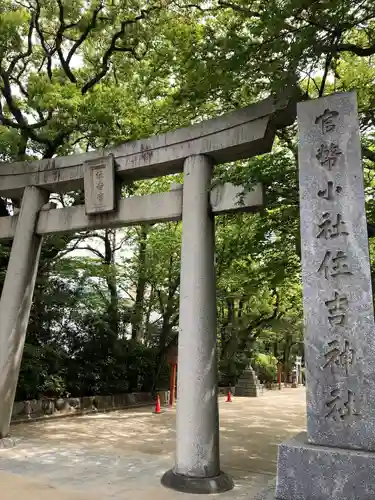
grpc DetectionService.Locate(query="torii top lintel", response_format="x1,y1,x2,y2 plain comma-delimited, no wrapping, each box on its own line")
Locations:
0,91,296,198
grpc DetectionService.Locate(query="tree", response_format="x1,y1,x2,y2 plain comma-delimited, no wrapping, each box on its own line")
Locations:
6,0,375,399
0,0,203,397
0,0,173,160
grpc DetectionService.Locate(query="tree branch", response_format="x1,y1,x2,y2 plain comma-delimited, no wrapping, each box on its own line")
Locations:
318,40,375,57
157,289,164,311
319,51,333,97
34,0,55,81
239,289,281,349
66,3,104,66
0,69,43,143
57,234,88,259
11,61,31,98
74,245,105,259
81,9,156,94
43,128,75,158
217,0,261,17
55,0,77,83
6,12,35,76
318,30,343,97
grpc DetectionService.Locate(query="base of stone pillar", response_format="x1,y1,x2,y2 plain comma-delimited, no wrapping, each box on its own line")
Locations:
161,468,234,494
0,437,16,449
266,432,375,500
253,480,275,500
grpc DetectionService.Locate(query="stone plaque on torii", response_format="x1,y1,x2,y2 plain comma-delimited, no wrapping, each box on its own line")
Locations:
0,91,297,493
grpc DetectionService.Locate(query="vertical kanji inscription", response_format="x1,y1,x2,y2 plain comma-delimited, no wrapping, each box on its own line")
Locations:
298,92,375,450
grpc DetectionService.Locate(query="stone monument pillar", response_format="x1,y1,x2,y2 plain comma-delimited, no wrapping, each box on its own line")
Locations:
0,186,49,440
273,92,375,499
161,155,233,494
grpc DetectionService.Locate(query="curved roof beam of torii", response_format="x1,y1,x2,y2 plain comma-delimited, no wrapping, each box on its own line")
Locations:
0,89,298,199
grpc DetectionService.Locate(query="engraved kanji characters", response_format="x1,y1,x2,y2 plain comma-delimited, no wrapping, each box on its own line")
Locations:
323,340,354,375
313,107,361,421
325,291,348,326
315,109,339,134
315,110,342,170
317,212,349,239
95,169,104,190
316,142,342,170
325,389,360,421
318,250,352,280
317,181,342,201
95,169,105,204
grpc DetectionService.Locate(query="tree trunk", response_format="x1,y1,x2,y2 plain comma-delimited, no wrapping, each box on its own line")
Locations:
131,225,149,341
144,284,155,343
104,229,118,337
283,333,293,382
152,313,173,392
152,281,179,391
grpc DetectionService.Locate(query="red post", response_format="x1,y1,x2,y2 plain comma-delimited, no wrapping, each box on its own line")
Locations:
169,363,177,406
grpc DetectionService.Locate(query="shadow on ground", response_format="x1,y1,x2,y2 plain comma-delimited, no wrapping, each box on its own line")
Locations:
11,388,306,477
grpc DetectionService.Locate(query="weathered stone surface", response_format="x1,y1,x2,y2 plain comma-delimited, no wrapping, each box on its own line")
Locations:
210,182,263,214
127,394,137,405
0,187,49,438
80,396,95,410
11,402,26,419
173,155,221,480
0,437,16,449
254,479,276,500
10,392,165,424
235,366,263,397
275,432,375,500
83,156,116,214
0,91,297,198
298,91,375,450
0,182,265,241
41,399,55,415
95,395,114,410
55,399,66,411
68,398,80,409
0,213,17,240
161,469,233,494
30,399,45,415
24,401,32,419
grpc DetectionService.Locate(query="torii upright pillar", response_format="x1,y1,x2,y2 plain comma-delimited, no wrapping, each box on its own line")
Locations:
0,186,49,441
162,155,232,493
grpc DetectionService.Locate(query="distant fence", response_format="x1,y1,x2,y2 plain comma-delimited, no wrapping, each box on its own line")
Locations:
11,391,170,424
11,385,291,424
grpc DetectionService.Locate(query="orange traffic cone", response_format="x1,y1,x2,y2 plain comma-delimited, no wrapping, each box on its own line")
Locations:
226,391,232,403
154,394,161,414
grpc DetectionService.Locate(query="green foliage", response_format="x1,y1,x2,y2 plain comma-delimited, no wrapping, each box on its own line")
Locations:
253,353,278,384
17,343,69,399
0,0,374,401
39,375,67,398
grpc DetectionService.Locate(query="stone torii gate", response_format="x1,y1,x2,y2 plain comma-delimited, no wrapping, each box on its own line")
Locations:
0,93,295,493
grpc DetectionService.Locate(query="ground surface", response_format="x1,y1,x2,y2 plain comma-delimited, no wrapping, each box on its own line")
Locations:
0,387,306,500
